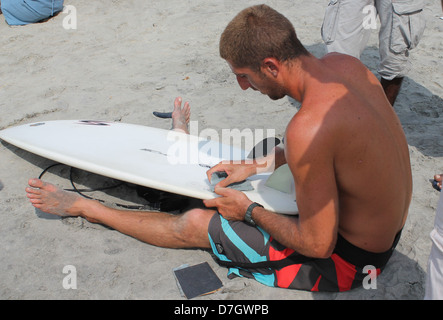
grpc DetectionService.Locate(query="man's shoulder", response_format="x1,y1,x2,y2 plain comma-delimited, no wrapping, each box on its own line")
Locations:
321,52,365,73
321,52,359,64
285,109,336,164
286,104,336,144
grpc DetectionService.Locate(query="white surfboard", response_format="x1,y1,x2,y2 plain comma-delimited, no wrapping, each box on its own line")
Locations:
0,120,298,214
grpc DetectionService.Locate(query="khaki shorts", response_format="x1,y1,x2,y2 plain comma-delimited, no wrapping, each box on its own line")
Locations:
321,0,425,80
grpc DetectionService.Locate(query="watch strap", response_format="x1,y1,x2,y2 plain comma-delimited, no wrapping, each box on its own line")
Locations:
244,202,263,226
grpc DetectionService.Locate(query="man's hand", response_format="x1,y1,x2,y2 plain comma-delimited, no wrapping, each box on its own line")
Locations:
433,174,442,192
203,187,253,221
206,161,257,189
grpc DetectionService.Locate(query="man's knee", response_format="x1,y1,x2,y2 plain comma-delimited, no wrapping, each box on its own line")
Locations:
174,208,215,247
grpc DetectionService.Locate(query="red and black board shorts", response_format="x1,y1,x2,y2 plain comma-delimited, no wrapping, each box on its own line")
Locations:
208,213,401,292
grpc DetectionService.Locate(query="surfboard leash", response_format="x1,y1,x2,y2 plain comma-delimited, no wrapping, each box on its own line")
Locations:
38,163,153,210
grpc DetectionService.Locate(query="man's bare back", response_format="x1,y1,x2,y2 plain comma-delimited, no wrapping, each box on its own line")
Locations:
286,53,412,253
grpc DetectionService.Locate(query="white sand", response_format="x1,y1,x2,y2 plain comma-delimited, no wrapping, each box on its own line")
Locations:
0,0,442,300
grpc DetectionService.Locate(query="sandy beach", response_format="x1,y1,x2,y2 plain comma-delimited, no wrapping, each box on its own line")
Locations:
0,0,442,300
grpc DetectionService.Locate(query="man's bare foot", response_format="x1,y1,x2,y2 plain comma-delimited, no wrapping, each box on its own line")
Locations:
26,178,86,217
171,97,190,134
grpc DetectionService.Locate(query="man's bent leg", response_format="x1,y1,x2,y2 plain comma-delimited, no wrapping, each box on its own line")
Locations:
26,178,215,249
208,214,397,292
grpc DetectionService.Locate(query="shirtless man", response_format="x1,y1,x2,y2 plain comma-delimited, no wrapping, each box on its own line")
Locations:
25,5,412,292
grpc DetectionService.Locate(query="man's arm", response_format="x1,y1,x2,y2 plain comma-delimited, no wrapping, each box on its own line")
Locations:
258,114,340,258
205,114,340,258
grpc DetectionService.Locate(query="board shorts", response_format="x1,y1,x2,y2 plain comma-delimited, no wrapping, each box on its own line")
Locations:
208,213,402,292
1,0,64,26
321,0,425,80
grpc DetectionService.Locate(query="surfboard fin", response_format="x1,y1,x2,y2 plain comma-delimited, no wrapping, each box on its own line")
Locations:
153,111,173,119
247,137,281,159
265,164,294,194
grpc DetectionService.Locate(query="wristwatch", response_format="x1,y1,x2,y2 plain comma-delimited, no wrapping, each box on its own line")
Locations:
244,202,263,226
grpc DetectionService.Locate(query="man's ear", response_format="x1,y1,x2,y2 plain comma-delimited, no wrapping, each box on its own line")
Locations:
261,58,280,78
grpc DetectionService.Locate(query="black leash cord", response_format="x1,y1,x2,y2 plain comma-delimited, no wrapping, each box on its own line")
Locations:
38,163,149,210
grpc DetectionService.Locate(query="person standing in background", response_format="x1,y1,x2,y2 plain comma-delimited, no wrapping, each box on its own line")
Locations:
321,0,426,106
